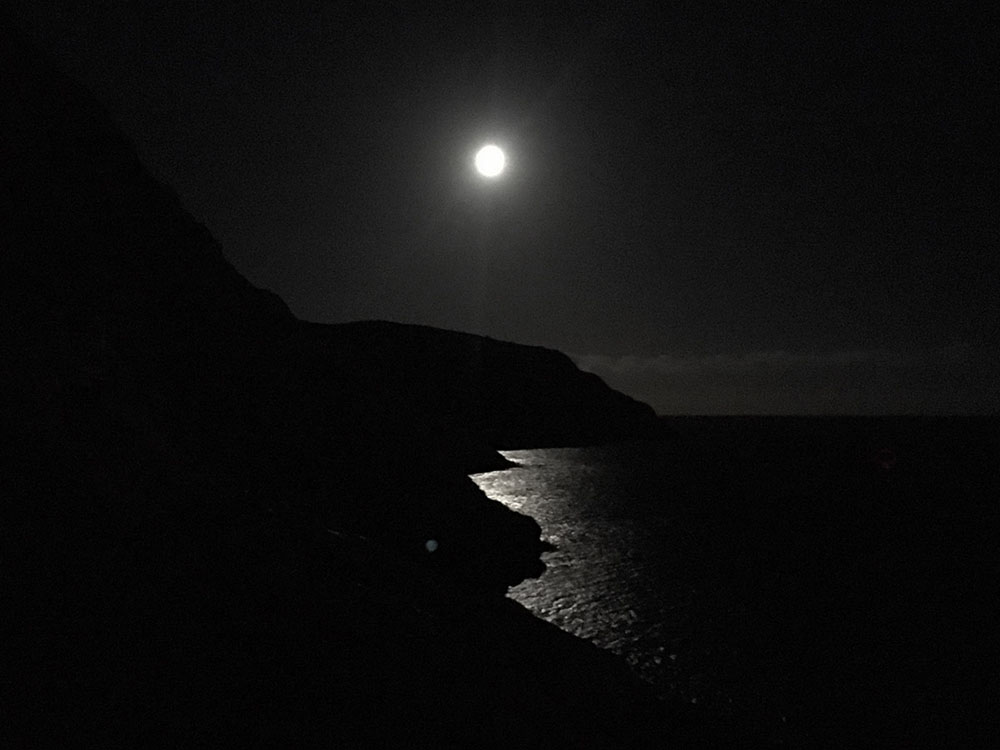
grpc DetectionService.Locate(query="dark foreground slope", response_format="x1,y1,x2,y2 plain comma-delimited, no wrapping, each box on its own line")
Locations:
1,23,697,748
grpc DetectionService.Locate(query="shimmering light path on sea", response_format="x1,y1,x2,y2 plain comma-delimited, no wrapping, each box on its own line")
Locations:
471,447,743,710
474,419,1000,747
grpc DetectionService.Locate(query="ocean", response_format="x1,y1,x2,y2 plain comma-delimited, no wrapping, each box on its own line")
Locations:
472,417,998,747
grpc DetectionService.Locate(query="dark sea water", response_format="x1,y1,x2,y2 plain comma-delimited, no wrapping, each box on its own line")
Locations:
472,417,999,747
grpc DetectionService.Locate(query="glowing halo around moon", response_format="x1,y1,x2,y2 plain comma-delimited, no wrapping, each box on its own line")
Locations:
474,144,506,177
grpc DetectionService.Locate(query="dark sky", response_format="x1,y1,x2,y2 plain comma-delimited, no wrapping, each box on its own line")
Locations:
10,1,998,414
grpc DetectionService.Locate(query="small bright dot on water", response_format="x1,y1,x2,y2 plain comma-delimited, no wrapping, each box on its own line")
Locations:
425,539,438,553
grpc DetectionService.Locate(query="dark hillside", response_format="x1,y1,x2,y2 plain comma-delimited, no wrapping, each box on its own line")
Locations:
2,20,690,747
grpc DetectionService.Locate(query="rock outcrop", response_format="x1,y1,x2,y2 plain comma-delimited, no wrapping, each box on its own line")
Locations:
2,20,691,747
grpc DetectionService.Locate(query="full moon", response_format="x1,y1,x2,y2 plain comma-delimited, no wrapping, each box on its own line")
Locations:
474,144,506,177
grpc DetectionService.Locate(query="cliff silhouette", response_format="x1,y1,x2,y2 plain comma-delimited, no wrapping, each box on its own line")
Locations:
1,22,700,748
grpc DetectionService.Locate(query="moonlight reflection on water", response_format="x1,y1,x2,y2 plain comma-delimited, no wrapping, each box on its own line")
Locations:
471,419,999,747
471,448,715,704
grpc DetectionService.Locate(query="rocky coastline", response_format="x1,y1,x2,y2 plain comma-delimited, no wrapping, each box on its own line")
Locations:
2,22,704,747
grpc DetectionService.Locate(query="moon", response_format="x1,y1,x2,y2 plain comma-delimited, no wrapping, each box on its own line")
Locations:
474,144,506,177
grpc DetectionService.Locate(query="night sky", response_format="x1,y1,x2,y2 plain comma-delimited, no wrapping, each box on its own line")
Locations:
9,1,998,414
